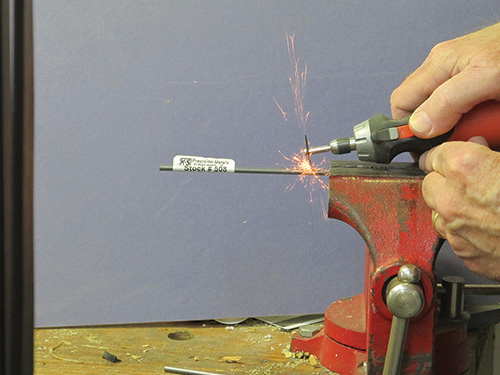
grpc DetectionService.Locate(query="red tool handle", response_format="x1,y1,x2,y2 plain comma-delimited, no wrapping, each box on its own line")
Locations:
449,100,500,151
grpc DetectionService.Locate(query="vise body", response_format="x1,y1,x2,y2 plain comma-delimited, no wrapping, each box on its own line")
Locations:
291,161,469,375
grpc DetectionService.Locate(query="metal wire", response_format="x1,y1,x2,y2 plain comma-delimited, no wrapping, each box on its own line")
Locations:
159,165,328,176
164,365,230,375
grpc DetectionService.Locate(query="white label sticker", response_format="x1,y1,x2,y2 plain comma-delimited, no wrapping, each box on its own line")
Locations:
172,155,235,173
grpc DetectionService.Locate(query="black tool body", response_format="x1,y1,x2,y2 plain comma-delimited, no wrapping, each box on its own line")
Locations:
365,114,453,163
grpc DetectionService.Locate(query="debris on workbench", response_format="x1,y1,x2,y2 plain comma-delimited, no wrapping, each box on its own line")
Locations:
282,345,294,358
81,344,109,350
49,342,84,364
85,334,102,344
281,344,320,366
35,319,338,375
308,354,321,368
247,358,329,375
102,350,121,363
217,355,242,363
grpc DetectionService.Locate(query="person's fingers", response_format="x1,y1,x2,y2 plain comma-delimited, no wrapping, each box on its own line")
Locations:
392,23,500,134
420,137,491,172
418,150,429,172
419,138,489,173
390,48,453,119
463,256,500,280
409,65,500,138
421,171,445,209
467,135,489,147
418,144,448,175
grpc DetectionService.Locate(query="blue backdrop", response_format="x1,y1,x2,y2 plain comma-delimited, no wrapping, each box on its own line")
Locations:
34,0,500,326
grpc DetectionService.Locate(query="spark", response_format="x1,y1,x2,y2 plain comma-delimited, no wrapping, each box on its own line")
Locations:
279,151,328,195
273,97,288,121
281,34,326,190
286,33,310,131
278,33,329,217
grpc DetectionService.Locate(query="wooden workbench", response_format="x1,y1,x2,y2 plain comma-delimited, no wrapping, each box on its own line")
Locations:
35,319,488,375
34,319,333,375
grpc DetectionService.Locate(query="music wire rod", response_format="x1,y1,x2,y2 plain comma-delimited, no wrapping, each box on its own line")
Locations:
164,365,230,375
159,165,329,176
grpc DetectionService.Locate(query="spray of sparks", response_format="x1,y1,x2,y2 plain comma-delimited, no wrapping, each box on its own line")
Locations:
274,34,328,214
280,151,328,192
286,33,310,132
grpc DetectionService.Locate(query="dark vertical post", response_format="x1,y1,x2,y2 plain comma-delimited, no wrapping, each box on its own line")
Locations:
0,0,34,374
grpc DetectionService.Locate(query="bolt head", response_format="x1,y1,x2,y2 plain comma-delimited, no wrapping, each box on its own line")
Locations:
298,324,321,338
386,282,424,319
398,264,421,283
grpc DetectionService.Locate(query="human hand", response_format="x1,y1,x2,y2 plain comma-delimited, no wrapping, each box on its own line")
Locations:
420,137,500,281
391,23,500,138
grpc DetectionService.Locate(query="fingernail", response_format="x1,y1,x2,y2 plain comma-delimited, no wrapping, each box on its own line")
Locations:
410,110,433,136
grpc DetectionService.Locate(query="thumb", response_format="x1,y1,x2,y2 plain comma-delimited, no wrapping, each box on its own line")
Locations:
409,66,500,138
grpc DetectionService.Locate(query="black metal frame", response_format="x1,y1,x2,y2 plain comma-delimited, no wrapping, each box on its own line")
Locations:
1,0,34,374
